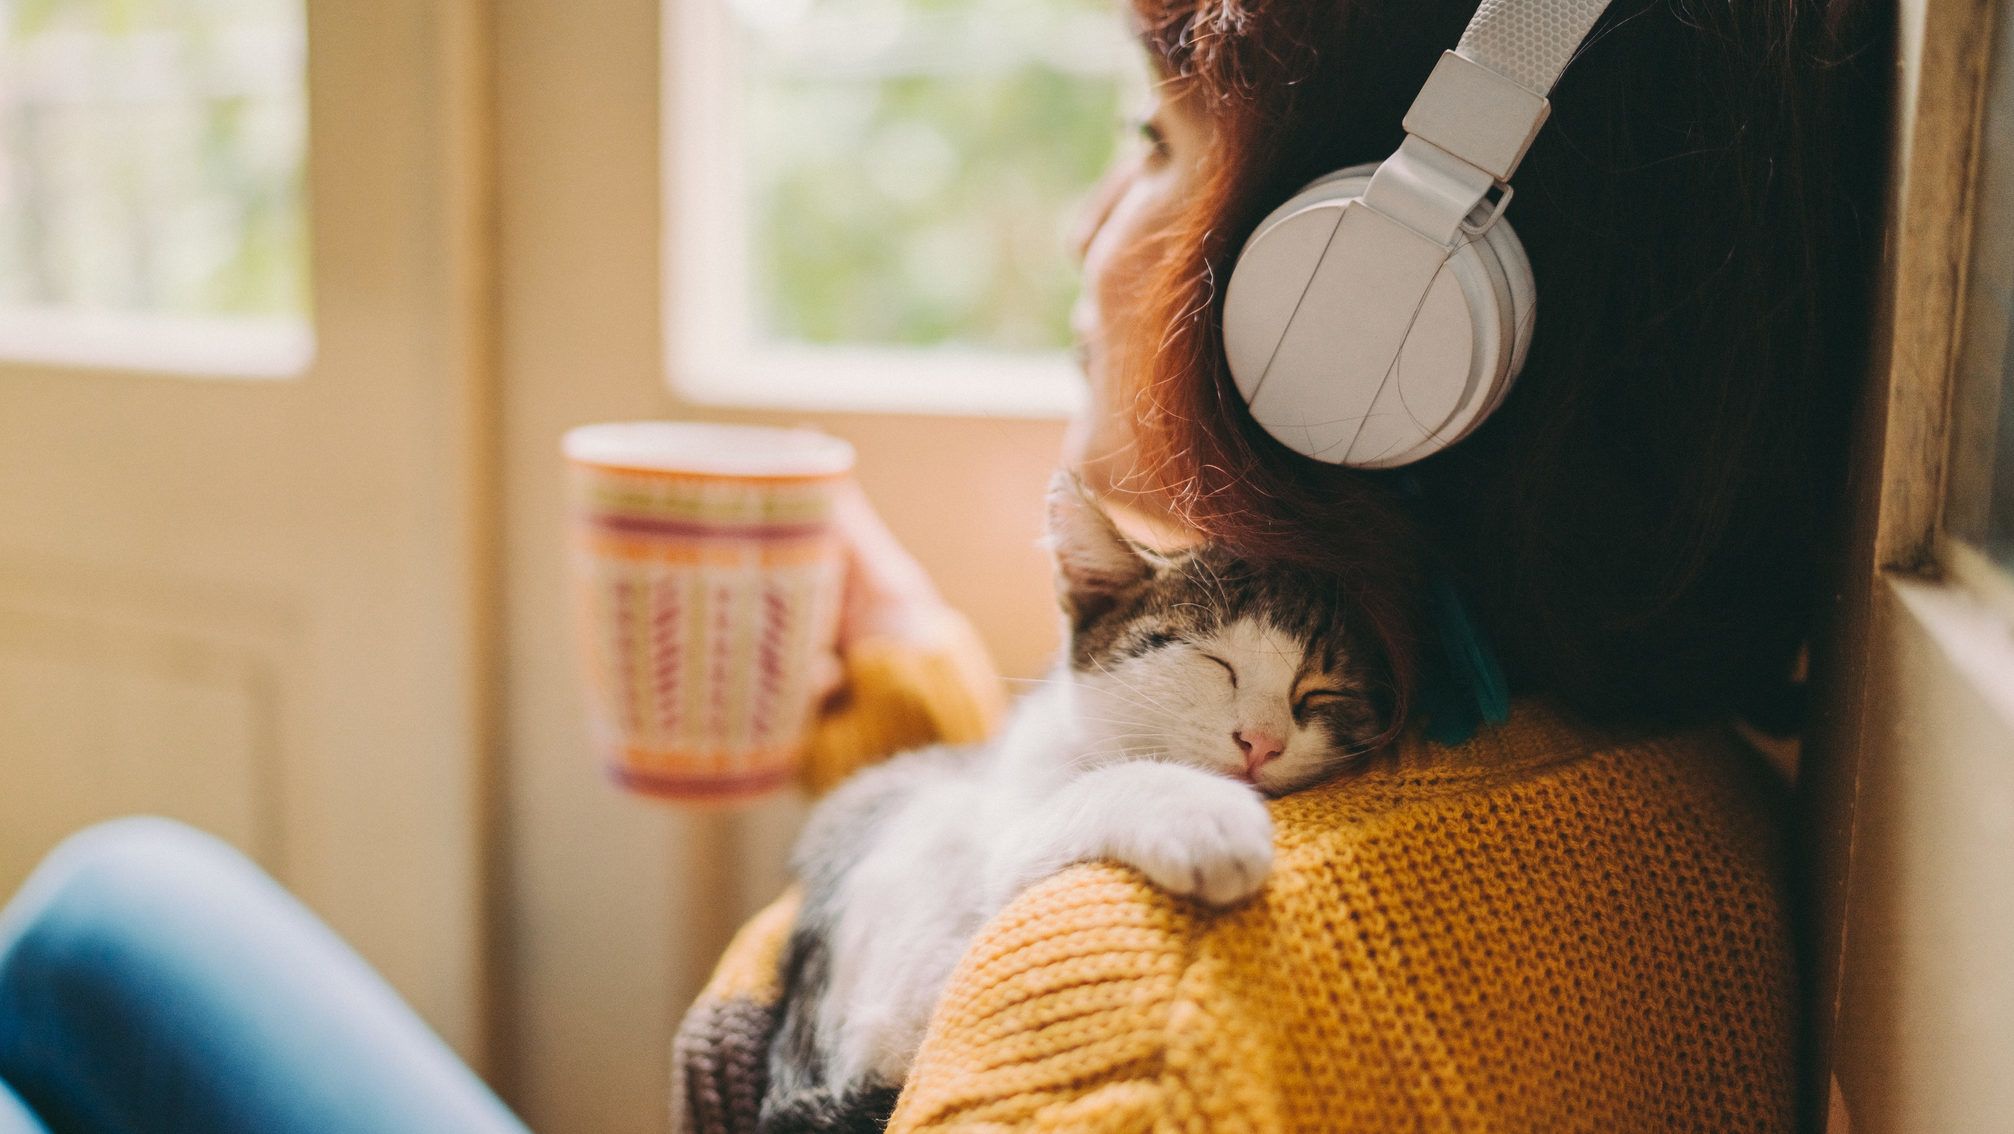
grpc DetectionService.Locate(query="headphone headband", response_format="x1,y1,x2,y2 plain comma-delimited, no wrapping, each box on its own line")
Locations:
1458,0,1617,95
1377,0,1617,241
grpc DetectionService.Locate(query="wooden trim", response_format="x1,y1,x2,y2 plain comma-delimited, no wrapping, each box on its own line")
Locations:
1867,0,2000,574
284,0,498,1067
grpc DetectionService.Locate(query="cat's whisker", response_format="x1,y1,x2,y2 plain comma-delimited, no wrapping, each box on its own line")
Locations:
1087,693,1182,723
1006,675,1157,711
1199,554,1234,614
1080,689,1172,716
1002,677,1179,730
1073,719,1166,734
1075,680,1166,713
1088,658,1184,718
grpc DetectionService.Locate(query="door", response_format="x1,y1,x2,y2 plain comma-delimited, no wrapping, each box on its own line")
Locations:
0,0,494,1062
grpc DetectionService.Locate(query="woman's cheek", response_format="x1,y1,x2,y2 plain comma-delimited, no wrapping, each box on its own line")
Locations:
1066,178,1183,497
1080,189,1152,315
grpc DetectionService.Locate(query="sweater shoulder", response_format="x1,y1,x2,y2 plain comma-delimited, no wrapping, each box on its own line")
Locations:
1267,700,1788,876
891,702,1796,1132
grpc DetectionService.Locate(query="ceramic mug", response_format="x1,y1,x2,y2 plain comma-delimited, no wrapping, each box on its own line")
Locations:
564,421,853,802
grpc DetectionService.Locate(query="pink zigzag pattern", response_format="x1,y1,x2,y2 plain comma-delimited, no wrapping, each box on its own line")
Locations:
613,578,642,733
650,578,684,738
708,584,734,751
752,584,791,742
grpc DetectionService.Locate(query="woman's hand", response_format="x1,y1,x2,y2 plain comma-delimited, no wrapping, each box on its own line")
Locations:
816,482,952,700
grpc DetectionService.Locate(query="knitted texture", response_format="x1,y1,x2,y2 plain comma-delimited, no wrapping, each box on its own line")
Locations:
675,702,1794,1133
798,607,1005,795
672,898,795,1133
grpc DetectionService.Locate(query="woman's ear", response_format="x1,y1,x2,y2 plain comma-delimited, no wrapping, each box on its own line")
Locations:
1046,471,1153,625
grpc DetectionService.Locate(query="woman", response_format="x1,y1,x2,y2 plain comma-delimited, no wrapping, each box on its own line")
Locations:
688,0,1877,1128
0,0,1878,1129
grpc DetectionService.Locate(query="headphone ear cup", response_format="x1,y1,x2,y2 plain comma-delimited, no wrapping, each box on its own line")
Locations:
1484,213,1537,408
1289,162,1386,196
1219,164,1378,445
1221,165,1535,468
1371,210,1535,466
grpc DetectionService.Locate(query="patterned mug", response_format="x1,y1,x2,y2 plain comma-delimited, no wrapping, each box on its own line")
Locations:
564,422,853,802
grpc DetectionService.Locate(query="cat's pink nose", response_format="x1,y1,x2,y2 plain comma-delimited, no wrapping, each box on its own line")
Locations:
1234,729,1284,775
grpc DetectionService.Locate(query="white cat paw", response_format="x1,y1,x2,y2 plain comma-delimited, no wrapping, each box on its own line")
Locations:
1093,767,1275,907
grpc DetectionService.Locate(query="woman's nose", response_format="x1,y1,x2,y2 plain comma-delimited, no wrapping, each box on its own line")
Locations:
1071,156,1136,261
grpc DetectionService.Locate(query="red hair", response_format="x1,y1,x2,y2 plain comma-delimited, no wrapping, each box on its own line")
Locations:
1115,0,1882,730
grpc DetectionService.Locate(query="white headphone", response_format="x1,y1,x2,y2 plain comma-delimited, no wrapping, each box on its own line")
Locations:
1222,0,1617,468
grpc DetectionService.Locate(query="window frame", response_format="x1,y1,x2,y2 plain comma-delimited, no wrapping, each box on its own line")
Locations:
0,307,312,378
1910,0,2014,645
0,2,314,379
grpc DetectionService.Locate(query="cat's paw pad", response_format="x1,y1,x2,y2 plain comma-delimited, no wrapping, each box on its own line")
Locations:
1105,775,1274,907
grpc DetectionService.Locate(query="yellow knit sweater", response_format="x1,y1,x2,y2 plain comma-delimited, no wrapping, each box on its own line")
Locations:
676,620,1795,1133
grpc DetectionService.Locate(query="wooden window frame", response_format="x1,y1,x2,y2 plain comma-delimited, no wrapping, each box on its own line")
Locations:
1809,0,2014,1129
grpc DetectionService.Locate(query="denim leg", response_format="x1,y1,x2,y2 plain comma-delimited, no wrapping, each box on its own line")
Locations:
0,818,533,1134
0,1079,50,1134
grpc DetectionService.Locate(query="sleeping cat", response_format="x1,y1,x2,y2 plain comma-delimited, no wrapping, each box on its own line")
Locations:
759,475,1390,1132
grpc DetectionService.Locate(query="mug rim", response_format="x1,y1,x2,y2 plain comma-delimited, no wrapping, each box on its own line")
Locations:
563,421,855,480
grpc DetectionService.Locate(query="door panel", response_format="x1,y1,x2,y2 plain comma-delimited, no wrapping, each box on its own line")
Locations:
0,571,276,877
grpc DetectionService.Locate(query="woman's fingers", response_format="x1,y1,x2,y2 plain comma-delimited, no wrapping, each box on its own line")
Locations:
832,481,946,649
811,649,847,707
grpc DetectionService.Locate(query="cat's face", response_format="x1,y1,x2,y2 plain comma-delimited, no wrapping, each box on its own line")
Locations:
1047,477,1388,796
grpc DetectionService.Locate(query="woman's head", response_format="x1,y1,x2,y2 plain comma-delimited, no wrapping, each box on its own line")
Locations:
1067,0,1882,730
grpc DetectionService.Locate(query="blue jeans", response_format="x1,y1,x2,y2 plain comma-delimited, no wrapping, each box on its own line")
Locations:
0,818,533,1134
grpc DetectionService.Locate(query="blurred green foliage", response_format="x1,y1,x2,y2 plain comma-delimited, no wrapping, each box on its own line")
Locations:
742,0,1133,350
0,0,308,318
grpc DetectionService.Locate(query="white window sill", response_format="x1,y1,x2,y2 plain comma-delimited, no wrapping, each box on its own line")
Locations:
672,345,1086,420
1890,553,2014,729
0,307,314,379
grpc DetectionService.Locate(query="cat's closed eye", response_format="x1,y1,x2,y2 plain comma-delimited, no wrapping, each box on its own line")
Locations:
1294,688,1354,715
1198,652,1238,688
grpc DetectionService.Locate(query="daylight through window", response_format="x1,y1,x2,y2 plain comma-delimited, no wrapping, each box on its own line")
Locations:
671,0,1136,414
0,0,309,372
735,0,1132,353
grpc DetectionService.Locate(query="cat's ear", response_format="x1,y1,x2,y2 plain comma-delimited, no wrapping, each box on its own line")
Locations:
1046,472,1154,624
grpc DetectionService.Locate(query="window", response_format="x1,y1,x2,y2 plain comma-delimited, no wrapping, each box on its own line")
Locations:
667,0,1137,415
1945,0,2014,584
0,0,311,375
